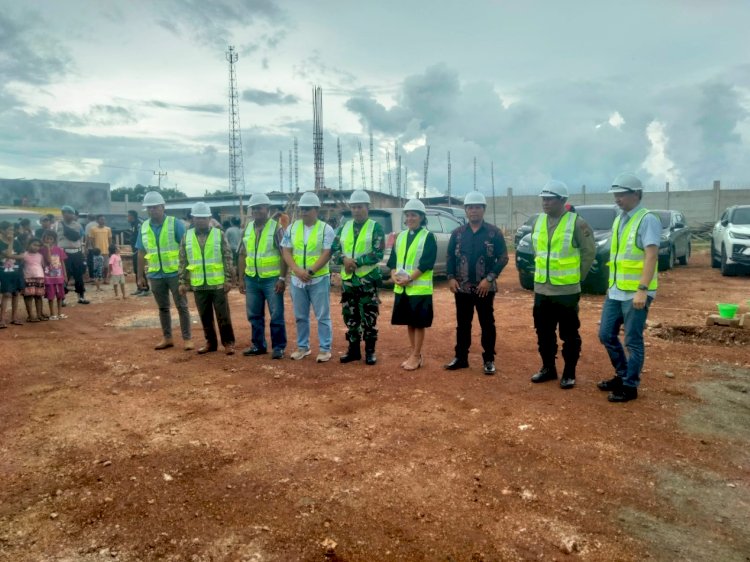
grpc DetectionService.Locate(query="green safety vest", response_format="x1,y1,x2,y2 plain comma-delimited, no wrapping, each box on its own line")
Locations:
393,228,433,296
141,216,179,274
186,227,225,286
291,219,329,277
244,219,281,278
532,212,581,285
608,208,658,291
340,219,377,280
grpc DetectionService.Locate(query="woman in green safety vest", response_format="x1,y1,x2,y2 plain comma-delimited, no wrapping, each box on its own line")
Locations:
387,199,437,371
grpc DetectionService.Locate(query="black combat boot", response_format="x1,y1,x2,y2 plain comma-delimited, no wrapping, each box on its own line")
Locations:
340,340,362,363
364,340,377,365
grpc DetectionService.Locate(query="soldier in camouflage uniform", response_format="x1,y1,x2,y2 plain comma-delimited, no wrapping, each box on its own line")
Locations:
331,190,385,365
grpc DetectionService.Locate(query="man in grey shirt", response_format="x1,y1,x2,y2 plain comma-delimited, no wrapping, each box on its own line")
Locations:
597,173,660,403
529,181,595,389
56,205,90,305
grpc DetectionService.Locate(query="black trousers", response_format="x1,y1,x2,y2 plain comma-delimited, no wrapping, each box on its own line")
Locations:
454,291,496,362
66,251,86,297
193,289,235,347
533,292,581,377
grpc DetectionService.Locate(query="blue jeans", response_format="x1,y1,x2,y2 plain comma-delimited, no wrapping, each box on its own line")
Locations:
598,296,653,388
244,275,286,352
290,277,332,352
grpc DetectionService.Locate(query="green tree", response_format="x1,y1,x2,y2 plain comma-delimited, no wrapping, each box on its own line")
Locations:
111,185,186,202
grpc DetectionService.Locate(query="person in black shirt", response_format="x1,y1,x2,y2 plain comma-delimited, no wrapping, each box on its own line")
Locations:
444,192,509,375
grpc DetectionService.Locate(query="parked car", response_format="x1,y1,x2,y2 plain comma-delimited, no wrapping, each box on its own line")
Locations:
339,207,464,279
515,205,618,294
654,210,691,271
78,212,142,246
426,205,466,225
711,205,750,276
514,213,540,246
0,209,43,226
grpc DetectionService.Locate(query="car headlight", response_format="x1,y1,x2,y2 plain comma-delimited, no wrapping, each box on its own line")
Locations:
660,233,670,241
728,230,750,240
596,238,609,248
517,239,531,250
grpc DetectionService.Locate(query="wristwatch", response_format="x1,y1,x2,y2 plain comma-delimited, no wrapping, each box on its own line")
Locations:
637,284,648,291
307,269,314,276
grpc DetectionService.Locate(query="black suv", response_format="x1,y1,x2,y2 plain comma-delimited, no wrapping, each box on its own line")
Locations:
654,210,691,270
515,205,618,294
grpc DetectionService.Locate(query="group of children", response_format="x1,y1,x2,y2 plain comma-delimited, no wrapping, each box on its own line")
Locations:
0,220,128,328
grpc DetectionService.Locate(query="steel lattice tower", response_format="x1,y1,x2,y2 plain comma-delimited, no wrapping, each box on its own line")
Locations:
312,86,325,191
337,137,343,190
225,46,245,194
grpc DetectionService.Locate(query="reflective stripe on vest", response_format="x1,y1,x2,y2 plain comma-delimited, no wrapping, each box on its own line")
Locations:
243,219,281,278
532,212,581,285
608,208,658,291
340,219,377,280
186,227,225,286
393,228,433,296
291,220,329,277
141,216,179,274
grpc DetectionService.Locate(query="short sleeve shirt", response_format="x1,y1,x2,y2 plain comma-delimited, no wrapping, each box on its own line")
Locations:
281,221,335,288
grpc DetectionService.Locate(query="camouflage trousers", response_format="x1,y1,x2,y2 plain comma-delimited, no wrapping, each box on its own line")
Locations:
340,282,380,343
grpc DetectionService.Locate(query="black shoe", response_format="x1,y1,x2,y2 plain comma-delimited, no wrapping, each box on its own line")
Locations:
130,289,142,296
78,298,90,305
531,367,557,383
271,349,284,360
608,386,638,402
242,346,267,356
340,342,362,364
365,348,377,365
444,357,469,370
137,290,151,297
597,375,623,392
560,376,576,389
483,361,496,375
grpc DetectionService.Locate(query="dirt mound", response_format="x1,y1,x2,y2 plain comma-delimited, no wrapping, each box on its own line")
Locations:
652,325,750,346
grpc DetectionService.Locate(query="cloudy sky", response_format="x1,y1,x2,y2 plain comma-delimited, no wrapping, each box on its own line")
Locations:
1,0,749,198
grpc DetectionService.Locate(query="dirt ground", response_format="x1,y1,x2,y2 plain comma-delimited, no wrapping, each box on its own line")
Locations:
1,250,748,562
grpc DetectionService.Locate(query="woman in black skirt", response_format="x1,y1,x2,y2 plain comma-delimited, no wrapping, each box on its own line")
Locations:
388,199,437,371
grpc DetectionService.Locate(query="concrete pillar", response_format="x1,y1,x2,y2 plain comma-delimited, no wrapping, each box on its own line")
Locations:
713,180,721,220
507,187,514,232
581,184,586,205
665,181,670,210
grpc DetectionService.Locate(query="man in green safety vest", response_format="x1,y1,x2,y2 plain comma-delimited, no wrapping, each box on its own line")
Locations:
529,181,596,389
281,191,335,363
136,191,193,351
331,190,385,365
597,173,661,403
238,193,287,359
178,202,236,355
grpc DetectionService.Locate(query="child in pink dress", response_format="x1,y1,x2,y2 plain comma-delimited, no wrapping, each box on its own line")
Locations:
108,245,127,299
41,230,68,320
23,238,46,322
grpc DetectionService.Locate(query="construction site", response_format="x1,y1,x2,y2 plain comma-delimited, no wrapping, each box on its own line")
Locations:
1,41,750,562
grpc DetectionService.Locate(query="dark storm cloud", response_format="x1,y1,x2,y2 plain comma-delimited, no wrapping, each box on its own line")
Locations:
0,11,72,86
146,100,224,114
157,0,285,49
242,88,298,106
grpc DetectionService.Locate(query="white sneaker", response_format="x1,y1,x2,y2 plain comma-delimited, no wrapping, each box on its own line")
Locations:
49,315,59,320
316,351,332,363
290,348,311,360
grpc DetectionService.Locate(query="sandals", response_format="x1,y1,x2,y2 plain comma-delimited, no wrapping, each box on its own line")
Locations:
10,320,22,325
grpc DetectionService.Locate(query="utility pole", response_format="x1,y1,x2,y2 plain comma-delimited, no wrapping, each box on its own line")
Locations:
225,46,245,194
153,165,168,189
423,145,430,198
396,155,402,204
337,137,343,190
447,151,452,204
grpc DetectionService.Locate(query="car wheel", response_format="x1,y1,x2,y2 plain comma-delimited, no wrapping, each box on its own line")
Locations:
720,245,737,277
659,247,674,271
518,271,534,291
711,242,720,268
678,242,690,265
585,270,609,295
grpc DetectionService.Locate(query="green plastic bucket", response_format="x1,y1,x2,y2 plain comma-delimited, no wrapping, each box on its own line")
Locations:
717,303,739,319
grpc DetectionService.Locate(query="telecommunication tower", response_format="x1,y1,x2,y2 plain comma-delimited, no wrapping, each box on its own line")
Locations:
358,140,367,189
279,151,283,192
312,86,325,190
369,130,374,191
386,151,392,195
288,150,293,191
225,46,245,194
423,145,430,198
337,137,343,190
293,137,299,192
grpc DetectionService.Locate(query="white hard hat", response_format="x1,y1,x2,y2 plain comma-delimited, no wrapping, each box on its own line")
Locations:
463,191,487,206
348,190,371,205
609,172,643,193
403,198,426,214
248,193,271,207
298,191,321,208
538,180,569,198
191,201,212,217
142,191,166,207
